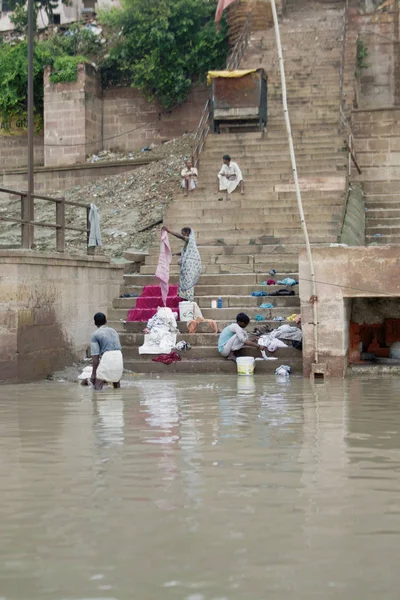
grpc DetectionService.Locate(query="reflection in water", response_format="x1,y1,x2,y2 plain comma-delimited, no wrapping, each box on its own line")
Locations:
0,376,400,599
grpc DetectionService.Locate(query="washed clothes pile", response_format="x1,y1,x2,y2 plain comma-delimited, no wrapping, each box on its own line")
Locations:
139,307,178,355
258,324,302,353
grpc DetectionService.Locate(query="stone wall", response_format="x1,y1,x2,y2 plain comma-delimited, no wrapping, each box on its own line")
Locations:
44,63,103,167
0,158,155,198
299,246,400,377
0,250,123,383
351,8,400,108
0,135,44,170
102,84,208,153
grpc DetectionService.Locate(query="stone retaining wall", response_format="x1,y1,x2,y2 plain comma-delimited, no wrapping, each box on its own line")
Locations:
0,250,123,382
0,158,155,198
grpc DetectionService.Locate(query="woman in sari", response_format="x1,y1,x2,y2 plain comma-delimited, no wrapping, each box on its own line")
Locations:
162,226,202,301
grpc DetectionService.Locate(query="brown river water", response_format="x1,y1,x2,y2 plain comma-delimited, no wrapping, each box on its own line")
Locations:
1,374,400,600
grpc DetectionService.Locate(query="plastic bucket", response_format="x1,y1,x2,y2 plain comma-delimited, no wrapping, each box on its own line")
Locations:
179,301,195,322
236,356,255,376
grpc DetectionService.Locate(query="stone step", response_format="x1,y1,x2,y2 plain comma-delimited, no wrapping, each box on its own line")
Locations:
122,273,299,287
114,294,299,310
108,304,299,322
365,209,400,219
166,206,343,219
141,236,335,249
139,264,301,276
163,212,341,226
120,326,301,347
170,188,345,199
197,167,346,181
121,317,300,334
366,217,400,227
122,344,301,360
199,155,345,166
143,252,300,266
146,244,300,256
367,225,400,235
366,235,400,244
121,283,299,296
123,356,303,374
363,182,400,194
204,140,343,152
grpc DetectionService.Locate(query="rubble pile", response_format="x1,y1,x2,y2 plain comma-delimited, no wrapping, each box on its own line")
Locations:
0,134,193,257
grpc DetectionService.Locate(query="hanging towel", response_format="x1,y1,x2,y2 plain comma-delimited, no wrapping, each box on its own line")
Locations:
88,203,102,247
155,229,172,306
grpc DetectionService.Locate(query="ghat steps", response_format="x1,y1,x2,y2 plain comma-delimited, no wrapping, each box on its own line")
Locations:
353,109,400,246
107,0,355,374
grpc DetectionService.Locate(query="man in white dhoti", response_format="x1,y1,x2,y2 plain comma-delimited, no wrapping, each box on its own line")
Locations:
181,159,198,196
217,154,245,201
90,313,123,390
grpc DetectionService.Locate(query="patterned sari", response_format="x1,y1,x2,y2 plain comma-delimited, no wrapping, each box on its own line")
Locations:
178,230,202,301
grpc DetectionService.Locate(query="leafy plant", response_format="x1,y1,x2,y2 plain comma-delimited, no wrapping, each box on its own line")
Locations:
0,40,52,128
49,55,87,83
44,23,103,59
97,7,123,29
356,39,368,77
99,0,228,108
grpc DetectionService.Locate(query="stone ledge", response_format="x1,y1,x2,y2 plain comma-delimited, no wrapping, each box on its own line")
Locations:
0,249,124,269
0,157,157,177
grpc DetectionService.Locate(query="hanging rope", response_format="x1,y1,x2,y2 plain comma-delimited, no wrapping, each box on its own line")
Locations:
270,0,320,365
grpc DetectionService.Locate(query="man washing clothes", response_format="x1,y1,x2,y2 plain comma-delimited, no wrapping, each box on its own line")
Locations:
218,313,262,361
90,313,123,390
217,154,244,201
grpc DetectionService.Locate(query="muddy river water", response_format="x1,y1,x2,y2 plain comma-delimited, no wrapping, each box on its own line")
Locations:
1,375,400,599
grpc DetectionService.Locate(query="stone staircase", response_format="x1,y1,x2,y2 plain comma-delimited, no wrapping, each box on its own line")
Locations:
353,108,400,246
108,0,357,374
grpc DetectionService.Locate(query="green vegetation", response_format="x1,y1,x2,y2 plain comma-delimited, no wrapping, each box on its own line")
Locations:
99,0,228,108
0,0,227,126
0,40,51,128
356,39,368,77
49,55,87,83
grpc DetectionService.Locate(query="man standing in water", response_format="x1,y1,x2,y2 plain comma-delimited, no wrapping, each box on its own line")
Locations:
90,313,123,390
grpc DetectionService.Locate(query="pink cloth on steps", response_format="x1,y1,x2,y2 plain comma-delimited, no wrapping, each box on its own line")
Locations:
127,285,181,322
155,229,172,307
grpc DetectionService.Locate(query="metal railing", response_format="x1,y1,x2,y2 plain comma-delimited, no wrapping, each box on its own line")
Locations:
193,10,254,168
338,0,361,179
339,0,349,123
0,187,91,253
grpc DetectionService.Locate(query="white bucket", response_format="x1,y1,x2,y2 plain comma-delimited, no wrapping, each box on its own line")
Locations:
179,301,195,322
236,356,255,376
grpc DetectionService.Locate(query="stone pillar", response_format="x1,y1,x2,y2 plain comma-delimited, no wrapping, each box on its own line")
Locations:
44,63,102,167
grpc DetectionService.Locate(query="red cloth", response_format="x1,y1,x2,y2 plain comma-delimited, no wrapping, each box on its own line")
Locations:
215,0,236,26
127,285,181,322
152,352,181,365
267,279,276,285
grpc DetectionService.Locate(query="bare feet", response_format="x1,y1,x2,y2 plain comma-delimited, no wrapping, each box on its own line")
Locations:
226,352,237,362
240,190,245,195
226,195,231,201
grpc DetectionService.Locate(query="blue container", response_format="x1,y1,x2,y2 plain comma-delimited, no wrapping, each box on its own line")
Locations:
217,297,223,308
